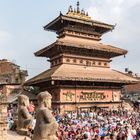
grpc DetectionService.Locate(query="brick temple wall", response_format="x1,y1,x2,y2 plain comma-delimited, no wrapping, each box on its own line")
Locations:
52,87,121,114
60,88,121,103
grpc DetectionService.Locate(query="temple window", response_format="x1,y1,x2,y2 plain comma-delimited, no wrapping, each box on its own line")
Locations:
98,62,101,65
73,59,77,63
59,59,62,63
53,61,55,65
80,59,83,63
57,59,59,64
15,78,19,83
92,61,96,65
86,60,91,66
66,58,70,62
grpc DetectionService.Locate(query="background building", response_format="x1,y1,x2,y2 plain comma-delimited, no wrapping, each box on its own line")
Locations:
0,59,28,98
0,59,28,140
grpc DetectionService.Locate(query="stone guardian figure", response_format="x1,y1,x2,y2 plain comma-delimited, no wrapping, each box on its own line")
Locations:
32,91,58,140
17,95,32,134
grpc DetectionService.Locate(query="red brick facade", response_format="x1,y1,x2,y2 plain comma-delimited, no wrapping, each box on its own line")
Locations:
49,87,121,114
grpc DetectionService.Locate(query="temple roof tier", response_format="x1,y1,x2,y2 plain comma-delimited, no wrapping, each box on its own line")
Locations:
35,37,127,58
25,64,138,86
44,14,114,35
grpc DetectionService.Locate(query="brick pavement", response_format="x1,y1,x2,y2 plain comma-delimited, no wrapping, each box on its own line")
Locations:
7,130,30,140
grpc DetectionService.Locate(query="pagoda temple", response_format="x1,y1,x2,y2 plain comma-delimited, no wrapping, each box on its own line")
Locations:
25,2,139,113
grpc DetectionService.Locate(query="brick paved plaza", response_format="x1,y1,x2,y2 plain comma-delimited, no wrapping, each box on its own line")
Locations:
7,131,30,140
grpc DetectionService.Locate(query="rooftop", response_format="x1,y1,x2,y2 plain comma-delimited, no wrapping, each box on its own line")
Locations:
35,36,127,58
25,64,139,86
44,2,114,34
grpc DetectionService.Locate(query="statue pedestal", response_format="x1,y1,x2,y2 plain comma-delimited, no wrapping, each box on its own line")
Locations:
17,129,28,136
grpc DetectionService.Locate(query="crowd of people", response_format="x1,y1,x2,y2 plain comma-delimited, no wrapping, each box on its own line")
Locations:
56,108,140,140
7,101,35,131
7,102,140,140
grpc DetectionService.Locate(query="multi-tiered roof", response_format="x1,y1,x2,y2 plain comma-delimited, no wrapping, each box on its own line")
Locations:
25,2,138,86
35,2,127,58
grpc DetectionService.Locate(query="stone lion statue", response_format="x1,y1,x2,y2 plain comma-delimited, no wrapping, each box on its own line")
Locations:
32,91,58,140
17,95,32,134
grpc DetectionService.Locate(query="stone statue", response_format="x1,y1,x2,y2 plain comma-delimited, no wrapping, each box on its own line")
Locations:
32,91,58,140
17,95,32,134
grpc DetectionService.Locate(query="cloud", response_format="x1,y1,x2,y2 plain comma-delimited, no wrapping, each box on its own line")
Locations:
88,0,140,23
88,0,140,73
0,31,12,46
0,31,15,59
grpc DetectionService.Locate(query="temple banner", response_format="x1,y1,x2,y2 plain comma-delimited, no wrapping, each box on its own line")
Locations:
60,89,120,102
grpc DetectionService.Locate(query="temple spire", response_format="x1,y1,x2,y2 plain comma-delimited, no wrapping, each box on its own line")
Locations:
81,9,85,15
68,5,73,13
77,1,80,13
66,1,91,20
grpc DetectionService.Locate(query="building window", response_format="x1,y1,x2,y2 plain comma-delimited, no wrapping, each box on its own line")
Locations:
66,58,70,62
53,61,55,65
98,62,101,65
73,59,77,63
15,78,19,83
57,59,60,64
80,60,83,64
86,60,91,66
55,60,57,65
59,59,61,63
92,61,96,65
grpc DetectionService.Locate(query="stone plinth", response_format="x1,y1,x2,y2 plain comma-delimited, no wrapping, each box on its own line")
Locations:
17,129,28,136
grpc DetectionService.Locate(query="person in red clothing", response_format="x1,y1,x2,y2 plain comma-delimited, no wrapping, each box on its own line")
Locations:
28,101,35,115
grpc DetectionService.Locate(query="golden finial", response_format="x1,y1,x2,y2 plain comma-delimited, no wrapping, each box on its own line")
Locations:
77,1,80,13
66,1,91,20
71,7,73,12
68,5,73,13
60,11,62,16
68,6,71,12
81,9,85,15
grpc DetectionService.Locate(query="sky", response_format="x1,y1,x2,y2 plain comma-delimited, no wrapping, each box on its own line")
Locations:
0,0,140,79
